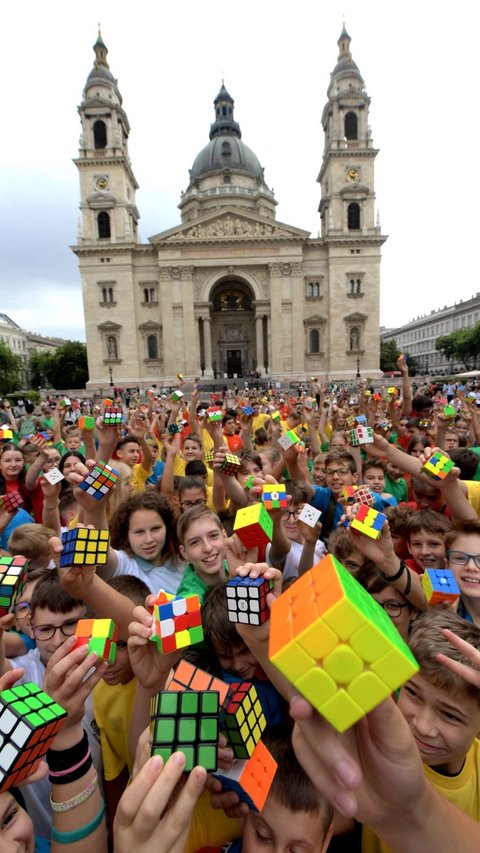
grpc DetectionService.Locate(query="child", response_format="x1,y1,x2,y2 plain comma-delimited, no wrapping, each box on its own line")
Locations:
114,433,154,494
404,510,451,574
311,452,327,486
8,522,56,570
176,506,230,599
384,459,409,503
3,566,49,658
385,504,415,560
444,519,480,626
271,480,326,584
362,460,396,505
354,562,417,640
327,527,368,576
178,475,210,512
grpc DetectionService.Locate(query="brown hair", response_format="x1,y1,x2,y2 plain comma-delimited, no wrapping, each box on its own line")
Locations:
31,572,85,617
325,448,356,474
8,524,56,561
444,518,480,553
264,732,334,826
406,509,452,540
109,492,179,562
201,583,238,647
177,505,223,546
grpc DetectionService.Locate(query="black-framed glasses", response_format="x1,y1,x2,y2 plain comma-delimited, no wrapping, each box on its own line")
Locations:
378,600,410,619
281,508,303,522
447,550,480,570
325,467,351,476
31,618,79,642
180,498,207,509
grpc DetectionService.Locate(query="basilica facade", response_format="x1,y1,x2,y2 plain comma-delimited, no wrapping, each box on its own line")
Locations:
73,29,386,390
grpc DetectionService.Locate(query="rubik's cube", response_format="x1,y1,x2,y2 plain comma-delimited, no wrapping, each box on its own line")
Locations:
348,426,374,446
387,387,399,397
343,486,359,504
226,576,273,626
421,451,454,481
378,420,392,432
372,393,383,402
0,682,67,792
207,407,223,422
79,461,118,501
171,390,184,403
212,738,278,812
271,411,281,423
103,398,114,407
220,453,241,476
356,415,367,425
167,660,230,706
242,406,254,417
466,394,476,405
421,569,460,605
74,618,118,663
418,418,431,429
443,405,456,419
262,484,287,509
222,682,266,759
277,430,300,451
78,416,95,430
103,406,123,425
269,554,419,732
150,690,219,771
350,505,386,540
0,493,23,513
204,450,215,466
298,504,322,527
150,591,203,653
59,528,109,567
0,556,28,616
345,415,356,429
0,427,13,441
398,353,408,364
167,423,179,435
244,474,255,490
352,485,375,507
233,504,273,559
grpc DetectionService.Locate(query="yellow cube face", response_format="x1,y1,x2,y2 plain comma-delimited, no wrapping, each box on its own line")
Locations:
271,640,314,682
295,666,337,706
319,689,365,733
348,671,391,713
323,646,363,684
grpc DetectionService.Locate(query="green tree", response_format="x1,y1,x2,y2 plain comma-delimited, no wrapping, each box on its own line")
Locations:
37,342,89,390
435,325,480,371
0,342,22,395
29,351,54,389
380,339,400,372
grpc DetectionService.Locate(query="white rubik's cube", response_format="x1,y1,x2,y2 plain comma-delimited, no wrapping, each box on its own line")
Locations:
298,504,322,527
349,426,374,446
226,576,273,625
43,467,65,486
277,430,300,451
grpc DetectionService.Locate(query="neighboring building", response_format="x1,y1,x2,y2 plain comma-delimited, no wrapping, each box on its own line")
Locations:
0,313,63,386
381,293,480,375
73,28,386,390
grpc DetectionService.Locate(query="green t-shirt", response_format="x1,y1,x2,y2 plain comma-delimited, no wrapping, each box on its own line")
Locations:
384,473,409,503
176,560,230,602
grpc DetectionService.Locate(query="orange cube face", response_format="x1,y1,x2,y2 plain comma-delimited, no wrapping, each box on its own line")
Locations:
166,660,230,707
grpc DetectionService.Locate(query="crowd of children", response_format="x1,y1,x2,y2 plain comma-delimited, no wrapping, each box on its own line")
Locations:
1,361,480,851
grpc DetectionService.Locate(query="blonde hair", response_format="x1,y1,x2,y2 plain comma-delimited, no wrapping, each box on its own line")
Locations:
8,524,56,562
106,459,133,520
408,610,480,703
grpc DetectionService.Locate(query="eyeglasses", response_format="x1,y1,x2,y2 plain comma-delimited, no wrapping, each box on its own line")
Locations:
325,467,351,476
13,602,31,618
180,499,207,509
447,550,480,570
281,508,303,522
31,618,79,642
377,600,410,619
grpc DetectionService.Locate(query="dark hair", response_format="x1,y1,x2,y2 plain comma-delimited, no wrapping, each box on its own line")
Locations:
412,395,433,413
408,611,480,704
58,450,86,475
238,450,263,474
109,492,179,562
177,506,223,546
116,435,140,450
444,518,480,553
201,583,238,647
325,447,356,474
362,458,386,476
406,509,452,539
31,572,84,617
265,732,334,825
182,434,203,449
254,428,269,446
184,460,208,478
407,435,430,455
107,575,150,607
178,476,207,499
449,447,479,479
385,504,415,536
285,479,310,505
0,444,30,511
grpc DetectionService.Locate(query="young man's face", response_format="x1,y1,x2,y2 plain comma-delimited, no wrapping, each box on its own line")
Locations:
31,604,86,666
385,461,402,482
407,530,446,572
363,467,385,494
65,434,82,451
312,458,326,486
116,442,140,468
102,635,134,686
446,533,480,600
398,673,480,775
325,461,356,497
281,504,304,544
182,439,202,462
242,794,332,853
444,431,459,450
179,517,227,582
212,640,257,681
411,486,444,513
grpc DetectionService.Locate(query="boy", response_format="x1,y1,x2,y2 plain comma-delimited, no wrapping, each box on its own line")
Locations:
270,480,326,584
115,433,155,494
178,474,214,512
405,510,451,574
384,460,409,503
362,460,396,505
444,518,480,626
176,506,231,600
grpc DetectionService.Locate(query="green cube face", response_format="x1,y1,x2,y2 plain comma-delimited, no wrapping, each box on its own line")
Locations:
181,693,199,714
201,692,218,714
150,690,219,772
178,718,197,742
159,693,178,715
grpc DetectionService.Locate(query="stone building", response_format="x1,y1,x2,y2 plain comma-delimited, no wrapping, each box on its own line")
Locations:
73,28,386,390
0,313,63,387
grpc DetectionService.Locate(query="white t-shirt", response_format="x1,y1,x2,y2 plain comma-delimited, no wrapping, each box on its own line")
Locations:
113,550,186,595
267,539,327,583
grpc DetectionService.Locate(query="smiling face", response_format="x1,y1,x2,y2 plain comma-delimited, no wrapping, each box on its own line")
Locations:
0,448,24,481
446,532,480,600
179,516,227,584
127,509,167,564
0,793,34,852
325,461,356,497
242,794,331,853
398,673,480,774
116,441,140,468
407,529,446,572
363,466,385,494
213,639,258,681
182,438,203,462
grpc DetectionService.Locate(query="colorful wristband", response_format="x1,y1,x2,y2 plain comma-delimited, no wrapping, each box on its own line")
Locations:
51,802,105,844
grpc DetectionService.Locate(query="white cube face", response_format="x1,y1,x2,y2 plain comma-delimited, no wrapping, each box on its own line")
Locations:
172,599,186,616
44,467,65,485
0,743,18,771
11,720,31,748
159,618,175,638
238,600,248,612
0,710,16,735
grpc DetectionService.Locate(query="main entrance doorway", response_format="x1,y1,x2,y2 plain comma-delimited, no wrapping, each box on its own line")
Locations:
226,349,242,377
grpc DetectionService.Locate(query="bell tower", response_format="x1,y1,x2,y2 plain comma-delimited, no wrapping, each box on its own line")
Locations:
74,30,140,245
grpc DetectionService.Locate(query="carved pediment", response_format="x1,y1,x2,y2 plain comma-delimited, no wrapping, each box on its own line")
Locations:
149,208,309,244
98,321,122,332
344,312,367,322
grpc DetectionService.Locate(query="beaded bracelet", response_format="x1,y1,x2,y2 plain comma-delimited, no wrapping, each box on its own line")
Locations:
51,802,105,844
50,771,98,813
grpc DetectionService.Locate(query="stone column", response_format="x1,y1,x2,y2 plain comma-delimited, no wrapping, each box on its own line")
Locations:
255,314,264,374
159,270,175,377
203,317,213,378
268,263,283,375
291,261,305,373
180,266,198,376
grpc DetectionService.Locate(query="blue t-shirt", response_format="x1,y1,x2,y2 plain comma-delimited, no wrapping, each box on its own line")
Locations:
310,486,389,535
147,459,165,486
0,508,34,550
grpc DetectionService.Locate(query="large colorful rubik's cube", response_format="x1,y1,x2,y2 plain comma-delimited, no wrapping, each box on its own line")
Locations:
269,554,419,732
220,453,241,476
222,682,266,759
0,493,23,513
242,406,254,417
421,451,455,481
207,407,223,422
79,461,118,501
350,505,386,540
74,618,118,663
150,690,219,771
421,569,460,605
212,738,278,812
103,406,123,425
356,414,367,425
233,504,273,560
78,415,95,430
277,430,300,451
59,528,109,567
226,576,273,626
0,556,28,616
348,426,374,446
150,591,203,653
0,682,67,792
262,484,287,509
167,660,230,706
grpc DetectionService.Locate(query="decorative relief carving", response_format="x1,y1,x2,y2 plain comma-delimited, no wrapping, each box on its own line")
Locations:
166,215,290,241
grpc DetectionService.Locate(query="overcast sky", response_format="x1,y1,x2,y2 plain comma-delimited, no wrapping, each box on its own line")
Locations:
1,1,477,342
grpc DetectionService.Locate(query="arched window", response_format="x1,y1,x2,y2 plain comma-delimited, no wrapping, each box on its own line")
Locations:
310,329,320,353
222,141,231,156
348,203,360,231
147,335,158,359
344,112,358,140
106,336,118,360
98,211,111,239
93,120,107,149
350,327,360,351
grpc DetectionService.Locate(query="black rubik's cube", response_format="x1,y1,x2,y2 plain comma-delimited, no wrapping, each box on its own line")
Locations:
0,682,67,792
222,682,266,759
79,462,118,501
0,493,23,513
150,690,219,771
167,423,179,435
59,528,109,567
220,453,241,476
0,556,28,616
103,406,123,426
226,576,273,626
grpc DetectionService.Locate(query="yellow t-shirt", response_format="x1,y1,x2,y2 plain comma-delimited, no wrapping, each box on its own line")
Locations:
93,677,137,781
466,481,480,515
173,455,214,487
185,790,241,853
362,738,480,853
131,462,153,494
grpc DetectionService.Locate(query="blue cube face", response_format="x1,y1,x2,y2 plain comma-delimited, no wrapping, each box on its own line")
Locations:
428,569,460,595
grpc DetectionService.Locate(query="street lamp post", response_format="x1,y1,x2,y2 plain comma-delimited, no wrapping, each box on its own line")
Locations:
356,358,361,380
425,354,429,377
108,367,114,389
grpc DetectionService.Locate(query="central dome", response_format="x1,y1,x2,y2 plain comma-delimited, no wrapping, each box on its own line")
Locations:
190,134,264,180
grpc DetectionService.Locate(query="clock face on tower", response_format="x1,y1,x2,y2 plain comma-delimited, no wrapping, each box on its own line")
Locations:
346,168,359,183
95,176,109,191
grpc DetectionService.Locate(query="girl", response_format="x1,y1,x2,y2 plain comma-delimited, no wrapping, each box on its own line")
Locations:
58,450,86,490
106,492,185,594
0,444,28,505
